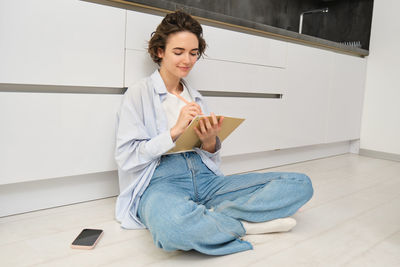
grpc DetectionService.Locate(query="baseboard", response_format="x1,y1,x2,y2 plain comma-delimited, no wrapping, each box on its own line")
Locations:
1,141,353,217
0,171,119,217
359,148,400,162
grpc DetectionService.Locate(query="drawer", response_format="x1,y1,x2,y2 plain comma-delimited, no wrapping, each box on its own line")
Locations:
0,92,121,185
203,25,287,68
187,58,286,94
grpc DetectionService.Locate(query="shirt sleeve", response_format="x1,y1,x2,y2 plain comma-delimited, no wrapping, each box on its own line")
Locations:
114,85,175,173
199,136,221,158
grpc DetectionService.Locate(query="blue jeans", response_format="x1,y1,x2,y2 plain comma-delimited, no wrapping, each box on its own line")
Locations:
137,152,313,255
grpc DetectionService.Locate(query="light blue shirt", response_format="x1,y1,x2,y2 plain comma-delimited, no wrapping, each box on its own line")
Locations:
115,70,223,229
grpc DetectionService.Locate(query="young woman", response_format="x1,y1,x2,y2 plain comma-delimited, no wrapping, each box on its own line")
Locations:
115,11,313,255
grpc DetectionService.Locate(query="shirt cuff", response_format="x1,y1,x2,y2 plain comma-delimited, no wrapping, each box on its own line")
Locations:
146,130,175,156
200,136,221,156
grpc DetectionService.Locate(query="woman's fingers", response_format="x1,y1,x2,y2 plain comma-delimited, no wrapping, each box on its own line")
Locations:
197,119,204,134
198,116,219,135
183,107,224,138
211,112,218,126
191,102,203,113
204,117,213,131
198,114,222,132
218,116,224,127
184,104,201,116
188,111,198,118
187,102,202,114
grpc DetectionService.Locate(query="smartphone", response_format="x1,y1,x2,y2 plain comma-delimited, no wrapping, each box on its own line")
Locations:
70,228,103,249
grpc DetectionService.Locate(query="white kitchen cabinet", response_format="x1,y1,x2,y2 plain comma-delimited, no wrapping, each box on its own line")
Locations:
0,0,125,87
325,53,367,142
285,43,367,147
0,92,121,185
210,41,367,156
285,43,333,147
124,9,367,156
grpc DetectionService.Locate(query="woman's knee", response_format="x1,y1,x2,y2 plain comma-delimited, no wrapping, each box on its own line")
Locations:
283,172,313,201
295,173,314,201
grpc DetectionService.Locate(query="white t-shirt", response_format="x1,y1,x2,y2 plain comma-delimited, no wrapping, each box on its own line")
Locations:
162,83,194,130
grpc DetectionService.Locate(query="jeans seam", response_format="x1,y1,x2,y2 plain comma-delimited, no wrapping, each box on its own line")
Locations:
191,169,199,202
209,181,267,200
185,153,199,202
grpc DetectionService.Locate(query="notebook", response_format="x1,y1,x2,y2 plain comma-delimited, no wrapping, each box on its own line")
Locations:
167,115,245,153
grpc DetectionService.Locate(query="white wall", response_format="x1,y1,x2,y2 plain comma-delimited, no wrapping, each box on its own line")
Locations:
360,0,400,155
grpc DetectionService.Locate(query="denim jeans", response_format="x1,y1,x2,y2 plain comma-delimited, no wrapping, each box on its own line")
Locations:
137,152,313,255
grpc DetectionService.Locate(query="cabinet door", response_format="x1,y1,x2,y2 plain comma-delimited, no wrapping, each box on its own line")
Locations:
285,43,333,147
203,25,287,68
0,0,125,87
0,92,121,185
187,58,286,94
325,54,367,142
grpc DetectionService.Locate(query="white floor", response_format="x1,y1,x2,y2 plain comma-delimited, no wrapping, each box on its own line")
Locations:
1,153,399,267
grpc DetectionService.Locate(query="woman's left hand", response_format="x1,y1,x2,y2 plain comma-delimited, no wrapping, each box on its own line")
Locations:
194,112,224,153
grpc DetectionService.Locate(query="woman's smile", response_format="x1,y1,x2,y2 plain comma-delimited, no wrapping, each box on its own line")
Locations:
178,66,191,72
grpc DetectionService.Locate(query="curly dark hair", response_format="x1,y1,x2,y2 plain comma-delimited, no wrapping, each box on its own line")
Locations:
148,10,206,65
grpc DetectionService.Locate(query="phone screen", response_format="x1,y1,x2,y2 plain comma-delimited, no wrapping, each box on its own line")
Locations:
72,229,103,246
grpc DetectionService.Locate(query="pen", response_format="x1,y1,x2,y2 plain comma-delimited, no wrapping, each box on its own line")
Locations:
172,92,204,115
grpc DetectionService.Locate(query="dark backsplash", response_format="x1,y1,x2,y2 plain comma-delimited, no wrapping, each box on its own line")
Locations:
172,0,374,50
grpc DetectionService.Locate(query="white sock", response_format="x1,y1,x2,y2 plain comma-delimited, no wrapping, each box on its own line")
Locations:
241,234,274,245
241,217,297,235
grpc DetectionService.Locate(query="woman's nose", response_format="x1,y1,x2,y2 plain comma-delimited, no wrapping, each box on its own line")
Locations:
183,53,191,64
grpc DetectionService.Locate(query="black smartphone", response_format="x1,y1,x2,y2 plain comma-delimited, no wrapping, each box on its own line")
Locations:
70,228,103,249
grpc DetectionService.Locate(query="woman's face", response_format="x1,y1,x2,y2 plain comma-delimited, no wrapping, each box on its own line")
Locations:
158,31,199,79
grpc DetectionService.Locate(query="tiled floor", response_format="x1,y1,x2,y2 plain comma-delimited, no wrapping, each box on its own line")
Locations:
1,153,399,266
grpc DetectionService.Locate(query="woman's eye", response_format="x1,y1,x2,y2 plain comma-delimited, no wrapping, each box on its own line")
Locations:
173,52,198,56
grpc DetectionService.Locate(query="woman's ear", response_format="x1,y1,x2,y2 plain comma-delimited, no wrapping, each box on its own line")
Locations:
157,48,164,60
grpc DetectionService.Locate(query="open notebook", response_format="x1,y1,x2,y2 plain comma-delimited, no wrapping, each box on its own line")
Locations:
167,115,245,153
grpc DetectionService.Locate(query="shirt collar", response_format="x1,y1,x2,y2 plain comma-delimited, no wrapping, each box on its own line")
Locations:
150,69,203,102
150,70,168,95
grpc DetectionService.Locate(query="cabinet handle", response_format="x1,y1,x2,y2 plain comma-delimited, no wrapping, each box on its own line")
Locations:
0,83,125,94
199,90,283,99
0,84,283,99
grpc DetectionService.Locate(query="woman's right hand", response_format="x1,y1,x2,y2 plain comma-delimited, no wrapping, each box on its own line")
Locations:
170,102,202,141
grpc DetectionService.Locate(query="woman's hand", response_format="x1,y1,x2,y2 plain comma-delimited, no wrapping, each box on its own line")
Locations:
194,112,224,153
170,102,202,141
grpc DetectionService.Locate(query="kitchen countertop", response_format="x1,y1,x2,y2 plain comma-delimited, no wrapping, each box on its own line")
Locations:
100,0,369,57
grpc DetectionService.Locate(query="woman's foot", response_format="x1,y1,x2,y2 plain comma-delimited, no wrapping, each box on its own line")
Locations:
241,217,297,235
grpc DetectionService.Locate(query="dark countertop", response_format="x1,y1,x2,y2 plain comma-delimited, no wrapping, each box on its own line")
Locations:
99,0,369,57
